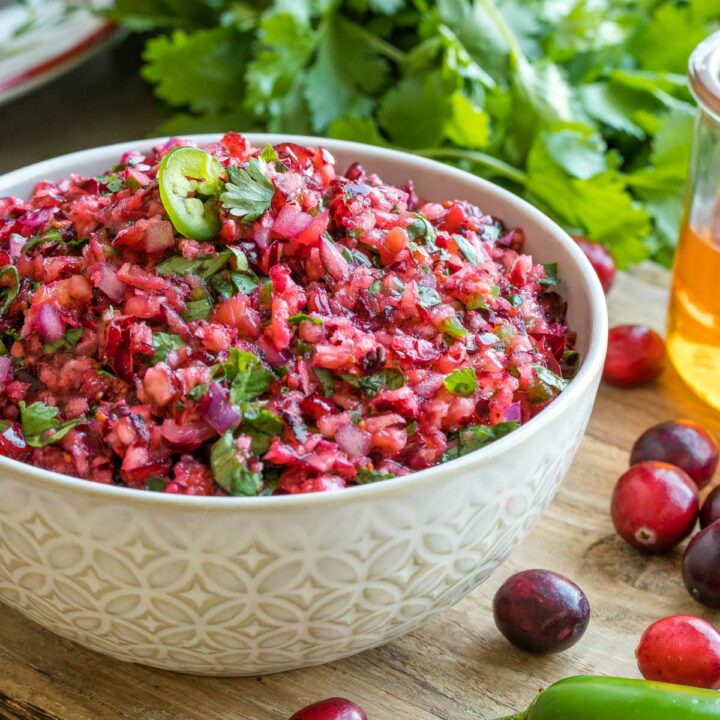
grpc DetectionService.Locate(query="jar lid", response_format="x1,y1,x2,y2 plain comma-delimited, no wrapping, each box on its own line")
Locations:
690,30,720,117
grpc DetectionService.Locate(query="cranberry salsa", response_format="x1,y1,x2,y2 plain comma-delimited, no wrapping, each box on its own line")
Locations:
0,133,577,496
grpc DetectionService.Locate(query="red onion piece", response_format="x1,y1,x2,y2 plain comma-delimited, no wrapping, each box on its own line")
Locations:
36,303,64,342
93,264,126,303
504,401,522,423
413,372,445,399
272,204,314,238
198,382,241,434
320,236,350,281
256,334,291,369
0,356,11,385
335,422,372,458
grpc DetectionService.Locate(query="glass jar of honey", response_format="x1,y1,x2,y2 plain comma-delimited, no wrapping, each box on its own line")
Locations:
667,31,720,409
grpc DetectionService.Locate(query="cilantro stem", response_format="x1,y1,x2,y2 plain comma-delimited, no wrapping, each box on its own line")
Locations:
354,26,406,64
414,147,528,186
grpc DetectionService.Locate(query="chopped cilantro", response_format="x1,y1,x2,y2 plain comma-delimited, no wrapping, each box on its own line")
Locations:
356,467,395,484
0,266,20,314
340,368,406,397
540,263,559,287
443,421,519,461
443,367,477,397
454,235,481,265
210,430,263,496
533,364,569,392
313,367,335,397
288,313,323,326
19,400,84,448
42,327,84,355
152,332,185,362
417,285,442,308
441,316,468,340
222,349,274,403
220,157,275,224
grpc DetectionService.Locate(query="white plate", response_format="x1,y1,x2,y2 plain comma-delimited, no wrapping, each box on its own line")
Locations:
0,0,117,106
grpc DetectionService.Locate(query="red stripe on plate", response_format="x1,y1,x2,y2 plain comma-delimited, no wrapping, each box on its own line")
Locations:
0,22,117,94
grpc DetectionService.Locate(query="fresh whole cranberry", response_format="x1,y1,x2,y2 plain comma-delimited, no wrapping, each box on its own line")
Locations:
683,521,720,608
493,569,590,654
701,486,720,529
636,615,720,689
603,324,665,387
630,420,718,490
573,236,616,294
289,698,367,720
611,462,698,553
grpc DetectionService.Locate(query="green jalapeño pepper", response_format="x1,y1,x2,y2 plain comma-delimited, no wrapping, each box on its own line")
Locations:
157,146,223,241
499,676,720,719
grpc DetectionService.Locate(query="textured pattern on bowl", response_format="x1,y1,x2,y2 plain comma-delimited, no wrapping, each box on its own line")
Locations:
0,135,607,675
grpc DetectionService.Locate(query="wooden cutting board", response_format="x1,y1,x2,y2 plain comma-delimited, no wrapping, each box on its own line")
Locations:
0,265,717,720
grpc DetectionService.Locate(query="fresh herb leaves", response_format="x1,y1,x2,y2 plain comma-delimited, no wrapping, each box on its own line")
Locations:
443,367,477,397
19,400,84,448
221,157,275,224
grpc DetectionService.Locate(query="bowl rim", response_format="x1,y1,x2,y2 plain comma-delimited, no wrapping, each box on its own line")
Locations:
0,133,608,510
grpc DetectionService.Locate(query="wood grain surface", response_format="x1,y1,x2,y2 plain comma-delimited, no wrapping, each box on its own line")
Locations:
0,268,717,720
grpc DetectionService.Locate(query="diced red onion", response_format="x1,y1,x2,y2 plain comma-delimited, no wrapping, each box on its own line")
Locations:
36,303,64,342
272,204,314,238
198,382,241,434
94,264,126,303
8,234,25,258
335,422,372,458
320,236,350,281
504,402,522,423
0,356,11,385
256,335,291,369
413,372,445,399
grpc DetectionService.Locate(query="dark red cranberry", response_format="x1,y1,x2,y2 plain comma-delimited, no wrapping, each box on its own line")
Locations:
289,698,367,720
631,420,718,490
611,462,698,553
603,324,665,387
701,486,720,529
301,393,335,421
683,521,720,608
573,236,616,294
636,615,720,689
492,569,590,654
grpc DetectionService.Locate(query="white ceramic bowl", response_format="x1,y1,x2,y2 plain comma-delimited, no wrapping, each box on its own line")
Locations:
0,135,607,676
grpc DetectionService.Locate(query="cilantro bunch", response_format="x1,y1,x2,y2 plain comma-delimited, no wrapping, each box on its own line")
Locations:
108,0,719,266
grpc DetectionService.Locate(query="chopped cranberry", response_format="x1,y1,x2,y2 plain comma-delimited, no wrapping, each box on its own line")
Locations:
683,521,720,608
636,615,720,689
492,569,590,654
0,133,576,495
630,420,718,489
611,461,698,553
573,236,615,294
700,486,720,529
288,698,367,720
603,324,665,387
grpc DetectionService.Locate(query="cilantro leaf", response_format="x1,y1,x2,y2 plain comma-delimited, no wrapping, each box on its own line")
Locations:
304,14,389,132
533,364,569,392
222,349,275,403
356,467,395,484
288,313,323,325
340,368,406,397
443,367,477,397
210,430,263,496
43,327,84,355
220,158,275,224
0,266,20,314
142,27,250,113
19,401,84,448
417,285,442,308
444,421,520,461
152,332,185,362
